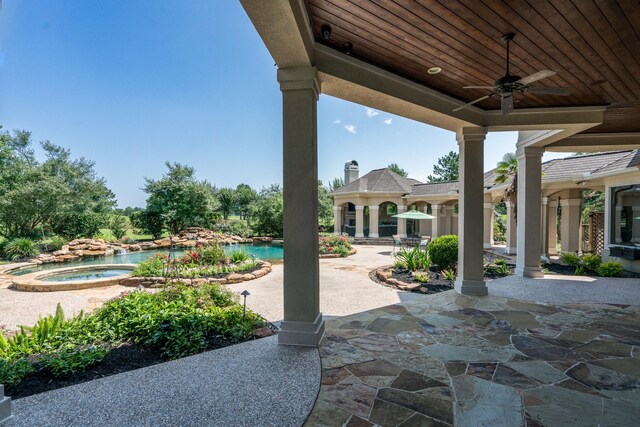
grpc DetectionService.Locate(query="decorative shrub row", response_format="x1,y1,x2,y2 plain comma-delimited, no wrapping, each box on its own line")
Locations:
560,252,624,277
319,234,353,257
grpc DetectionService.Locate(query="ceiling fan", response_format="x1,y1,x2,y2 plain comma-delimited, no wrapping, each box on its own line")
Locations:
453,33,572,114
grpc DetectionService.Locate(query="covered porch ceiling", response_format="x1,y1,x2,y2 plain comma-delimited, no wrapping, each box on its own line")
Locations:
241,0,640,150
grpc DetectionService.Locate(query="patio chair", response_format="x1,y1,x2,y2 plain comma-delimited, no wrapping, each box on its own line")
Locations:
419,236,431,251
392,234,403,254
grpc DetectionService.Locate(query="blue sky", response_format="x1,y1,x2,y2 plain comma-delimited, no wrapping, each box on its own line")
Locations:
0,1,567,207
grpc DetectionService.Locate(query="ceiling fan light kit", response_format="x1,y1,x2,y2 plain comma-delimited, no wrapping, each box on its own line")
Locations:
454,33,572,114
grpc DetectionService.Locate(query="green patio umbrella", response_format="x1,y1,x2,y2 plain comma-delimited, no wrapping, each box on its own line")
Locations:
392,211,436,220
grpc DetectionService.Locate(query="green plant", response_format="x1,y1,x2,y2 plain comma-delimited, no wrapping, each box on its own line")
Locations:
395,247,430,272
197,243,227,265
574,266,585,276
319,234,353,257
0,358,35,387
2,238,39,260
41,345,109,377
428,235,458,271
597,261,624,277
131,255,165,277
441,269,456,282
229,249,251,264
414,273,429,283
581,254,602,272
48,236,67,251
109,215,129,240
560,252,580,267
394,259,407,269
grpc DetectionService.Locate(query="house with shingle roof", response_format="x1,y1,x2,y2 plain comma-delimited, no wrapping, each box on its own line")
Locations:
331,150,640,272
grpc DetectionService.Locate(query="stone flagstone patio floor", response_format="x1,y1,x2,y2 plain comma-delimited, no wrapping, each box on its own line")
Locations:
304,290,640,427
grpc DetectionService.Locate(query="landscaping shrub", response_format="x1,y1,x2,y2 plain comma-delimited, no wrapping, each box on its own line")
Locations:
413,273,429,283
428,235,458,271
197,243,227,265
441,269,456,282
596,261,624,277
0,284,265,387
131,255,166,277
581,254,602,272
229,249,251,264
2,238,40,261
47,236,67,251
319,235,352,257
560,252,580,267
395,247,430,271
212,220,254,238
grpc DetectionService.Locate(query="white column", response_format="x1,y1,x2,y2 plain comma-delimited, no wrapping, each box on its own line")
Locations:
560,198,582,253
354,205,365,238
483,195,494,249
505,200,517,254
277,66,324,346
397,205,407,238
515,147,544,278
455,127,488,296
548,199,558,255
333,206,342,235
431,203,440,238
615,205,623,243
368,206,379,238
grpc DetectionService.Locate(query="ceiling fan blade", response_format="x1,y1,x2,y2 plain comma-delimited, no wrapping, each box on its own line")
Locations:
501,93,514,115
526,86,572,96
516,70,556,86
453,95,491,112
463,86,496,89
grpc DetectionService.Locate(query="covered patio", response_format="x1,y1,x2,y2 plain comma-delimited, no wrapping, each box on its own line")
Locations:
239,0,640,347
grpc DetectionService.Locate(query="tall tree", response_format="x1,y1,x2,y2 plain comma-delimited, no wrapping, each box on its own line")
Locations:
250,185,283,237
329,177,345,192
494,152,518,222
142,162,219,235
387,163,408,177
317,180,334,227
217,188,236,221
427,151,459,182
235,183,257,222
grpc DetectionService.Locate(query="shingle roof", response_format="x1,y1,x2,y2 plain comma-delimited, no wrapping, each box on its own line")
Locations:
330,168,422,194
409,181,458,196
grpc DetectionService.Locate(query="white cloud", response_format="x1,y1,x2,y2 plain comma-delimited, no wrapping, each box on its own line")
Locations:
383,118,393,125
365,107,379,118
333,119,341,124
344,124,356,134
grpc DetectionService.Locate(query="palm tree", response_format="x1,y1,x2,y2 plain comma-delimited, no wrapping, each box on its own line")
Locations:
494,152,518,222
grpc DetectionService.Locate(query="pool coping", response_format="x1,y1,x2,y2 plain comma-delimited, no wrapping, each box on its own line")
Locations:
10,264,136,292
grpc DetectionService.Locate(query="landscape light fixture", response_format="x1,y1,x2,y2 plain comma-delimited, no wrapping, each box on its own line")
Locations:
241,290,250,318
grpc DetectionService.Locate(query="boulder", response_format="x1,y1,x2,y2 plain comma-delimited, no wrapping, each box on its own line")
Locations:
82,250,106,256
254,327,274,338
191,278,207,286
226,273,244,284
242,274,255,281
208,278,228,285
129,245,141,251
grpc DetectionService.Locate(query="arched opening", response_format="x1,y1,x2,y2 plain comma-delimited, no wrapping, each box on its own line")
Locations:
378,201,398,237
341,202,356,236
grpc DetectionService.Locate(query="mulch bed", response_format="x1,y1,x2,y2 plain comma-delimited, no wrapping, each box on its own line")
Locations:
369,266,453,294
6,325,278,400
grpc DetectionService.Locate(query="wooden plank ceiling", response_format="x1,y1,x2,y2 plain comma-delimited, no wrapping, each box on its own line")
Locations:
305,0,640,132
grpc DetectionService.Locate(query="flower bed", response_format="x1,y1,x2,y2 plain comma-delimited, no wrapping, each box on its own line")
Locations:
0,283,272,399
319,235,355,258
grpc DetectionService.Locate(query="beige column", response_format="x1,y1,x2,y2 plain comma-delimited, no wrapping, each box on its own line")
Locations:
354,205,365,238
0,384,10,424
397,205,407,238
483,194,494,249
419,205,429,237
615,204,623,243
431,203,441,238
515,147,544,278
560,198,582,253
541,197,549,254
368,206,379,238
547,199,558,255
333,206,342,235
505,200,517,254
444,205,453,234
455,127,488,296
632,206,640,243
277,66,323,346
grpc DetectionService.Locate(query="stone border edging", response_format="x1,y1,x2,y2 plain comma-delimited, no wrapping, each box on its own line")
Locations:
11,264,136,292
372,265,432,293
319,248,357,259
119,261,273,288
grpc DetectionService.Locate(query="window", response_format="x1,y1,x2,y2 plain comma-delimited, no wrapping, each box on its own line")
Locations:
610,184,640,247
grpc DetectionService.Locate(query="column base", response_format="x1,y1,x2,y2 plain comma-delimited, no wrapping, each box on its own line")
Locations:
0,395,11,424
355,233,365,238
454,278,488,296
505,247,517,255
515,265,544,278
547,248,558,256
368,233,379,238
278,313,325,347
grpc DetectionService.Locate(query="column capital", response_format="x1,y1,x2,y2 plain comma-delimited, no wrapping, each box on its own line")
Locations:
368,205,379,210
542,197,549,205
354,205,365,211
456,127,487,145
277,66,320,98
515,146,544,159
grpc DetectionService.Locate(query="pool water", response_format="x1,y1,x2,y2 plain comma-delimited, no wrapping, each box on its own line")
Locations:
42,269,132,282
10,243,284,276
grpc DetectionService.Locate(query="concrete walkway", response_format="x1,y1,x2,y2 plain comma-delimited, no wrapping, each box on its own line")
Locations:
7,336,320,427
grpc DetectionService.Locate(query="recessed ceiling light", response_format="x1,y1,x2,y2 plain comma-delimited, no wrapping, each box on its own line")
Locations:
428,67,442,75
